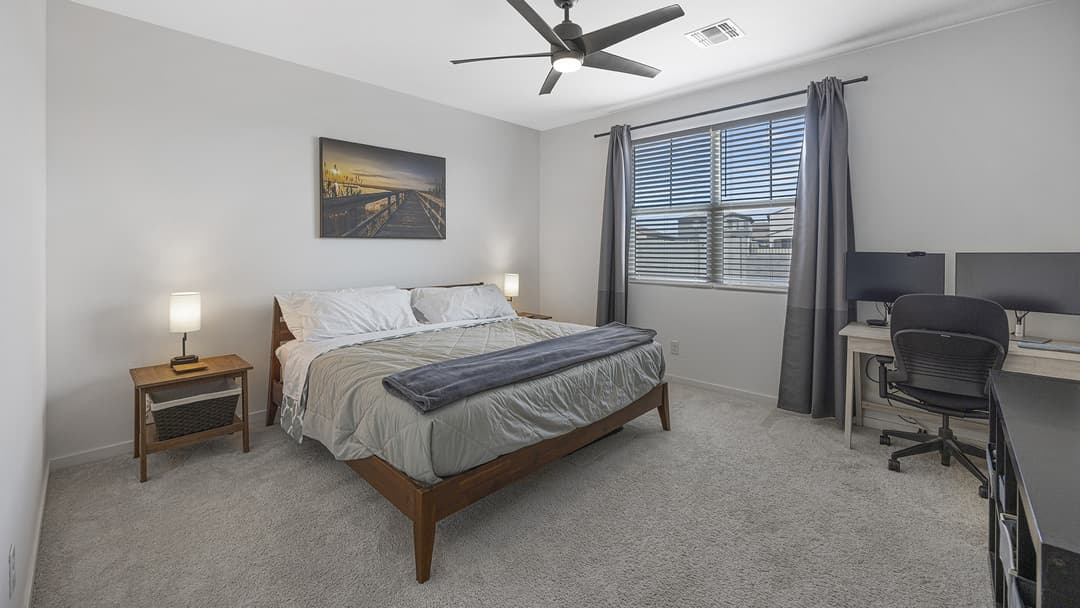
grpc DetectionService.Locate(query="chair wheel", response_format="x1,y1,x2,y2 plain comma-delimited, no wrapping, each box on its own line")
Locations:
879,434,891,446
978,485,989,499
887,459,901,472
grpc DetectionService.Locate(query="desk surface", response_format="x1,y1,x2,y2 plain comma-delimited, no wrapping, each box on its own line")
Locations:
840,322,1080,363
991,370,1080,554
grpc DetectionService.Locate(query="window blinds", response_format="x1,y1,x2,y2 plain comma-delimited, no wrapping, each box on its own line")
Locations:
632,131,712,209
630,109,805,287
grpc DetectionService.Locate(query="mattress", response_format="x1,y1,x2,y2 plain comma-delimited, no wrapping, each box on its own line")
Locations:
280,317,664,485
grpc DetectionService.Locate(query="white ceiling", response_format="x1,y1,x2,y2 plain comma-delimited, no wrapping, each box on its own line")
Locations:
72,0,1045,130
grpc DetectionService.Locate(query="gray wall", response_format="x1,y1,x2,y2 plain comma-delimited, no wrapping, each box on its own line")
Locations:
0,0,47,605
539,0,1080,399
46,1,541,463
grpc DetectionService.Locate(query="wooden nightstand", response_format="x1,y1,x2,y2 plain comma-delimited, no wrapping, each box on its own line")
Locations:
517,312,552,320
129,354,253,482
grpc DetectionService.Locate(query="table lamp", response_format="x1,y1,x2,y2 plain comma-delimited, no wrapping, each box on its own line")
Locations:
503,273,519,305
169,292,201,367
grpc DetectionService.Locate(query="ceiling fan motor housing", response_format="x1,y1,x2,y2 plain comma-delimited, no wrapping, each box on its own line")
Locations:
553,21,584,52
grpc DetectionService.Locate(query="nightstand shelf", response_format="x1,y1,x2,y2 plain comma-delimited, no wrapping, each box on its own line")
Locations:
143,416,244,453
130,354,252,482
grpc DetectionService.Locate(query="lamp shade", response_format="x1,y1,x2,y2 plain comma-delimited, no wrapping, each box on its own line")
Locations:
169,292,201,333
503,274,519,298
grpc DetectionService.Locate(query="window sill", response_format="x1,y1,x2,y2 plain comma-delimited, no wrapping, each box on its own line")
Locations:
629,278,788,295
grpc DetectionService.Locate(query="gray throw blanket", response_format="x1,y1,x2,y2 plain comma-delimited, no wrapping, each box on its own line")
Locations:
383,322,657,412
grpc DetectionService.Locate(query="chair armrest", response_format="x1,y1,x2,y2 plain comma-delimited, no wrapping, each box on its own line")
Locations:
876,356,894,399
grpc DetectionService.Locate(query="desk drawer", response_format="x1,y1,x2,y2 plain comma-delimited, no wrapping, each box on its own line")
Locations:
986,445,1009,513
998,513,1016,576
1006,571,1035,608
997,475,1007,512
998,514,1037,608
986,445,998,503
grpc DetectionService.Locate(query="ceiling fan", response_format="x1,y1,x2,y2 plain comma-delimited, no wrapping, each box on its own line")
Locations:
451,0,685,95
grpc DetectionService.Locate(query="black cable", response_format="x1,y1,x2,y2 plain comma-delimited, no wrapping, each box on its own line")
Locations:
882,393,927,430
864,355,878,384
894,410,925,429
866,356,927,431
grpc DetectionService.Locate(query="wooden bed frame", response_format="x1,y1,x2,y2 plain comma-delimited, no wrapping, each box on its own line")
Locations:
265,284,670,583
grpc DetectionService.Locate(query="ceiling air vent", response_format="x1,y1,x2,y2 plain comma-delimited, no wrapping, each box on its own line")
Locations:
685,19,745,49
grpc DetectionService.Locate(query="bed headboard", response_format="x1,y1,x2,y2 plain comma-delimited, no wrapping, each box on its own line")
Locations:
266,283,484,425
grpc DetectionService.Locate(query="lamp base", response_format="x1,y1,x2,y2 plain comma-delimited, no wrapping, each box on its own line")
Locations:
170,354,200,367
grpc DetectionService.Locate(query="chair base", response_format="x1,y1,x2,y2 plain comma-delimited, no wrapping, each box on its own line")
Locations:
880,418,988,498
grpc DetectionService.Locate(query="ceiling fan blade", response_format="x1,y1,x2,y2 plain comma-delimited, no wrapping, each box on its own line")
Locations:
582,51,660,78
451,52,552,65
580,4,685,54
539,68,562,95
507,0,570,52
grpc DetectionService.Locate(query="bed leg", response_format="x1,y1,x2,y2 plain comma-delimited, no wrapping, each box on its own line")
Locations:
657,383,671,431
265,397,278,427
413,491,436,583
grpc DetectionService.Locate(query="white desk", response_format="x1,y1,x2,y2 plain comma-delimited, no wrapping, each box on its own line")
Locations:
839,322,1080,449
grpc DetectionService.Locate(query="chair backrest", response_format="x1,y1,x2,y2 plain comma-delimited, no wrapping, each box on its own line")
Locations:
889,294,1009,399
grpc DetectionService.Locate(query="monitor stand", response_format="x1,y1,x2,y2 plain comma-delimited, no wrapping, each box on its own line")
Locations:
1012,312,1051,344
1012,335,1051,344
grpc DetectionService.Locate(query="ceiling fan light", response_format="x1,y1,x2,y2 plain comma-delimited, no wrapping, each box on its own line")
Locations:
552,56,582,73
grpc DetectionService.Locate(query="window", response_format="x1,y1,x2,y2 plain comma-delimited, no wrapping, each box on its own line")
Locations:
629,109,805,288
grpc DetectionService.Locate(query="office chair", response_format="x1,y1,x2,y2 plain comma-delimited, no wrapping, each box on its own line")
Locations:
875,294,1008,498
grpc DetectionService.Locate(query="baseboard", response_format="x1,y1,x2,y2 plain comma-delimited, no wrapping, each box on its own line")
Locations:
860,406,988,444
23,461,49,608
49,408,268,470
49,438,133,470
664,374,777,403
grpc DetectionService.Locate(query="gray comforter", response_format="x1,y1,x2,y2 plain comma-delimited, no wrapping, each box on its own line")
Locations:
299,318,664,485
383,323,658,412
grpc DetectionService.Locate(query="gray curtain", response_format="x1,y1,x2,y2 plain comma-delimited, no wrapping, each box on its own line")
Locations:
596,125,632,325
777,77,856,419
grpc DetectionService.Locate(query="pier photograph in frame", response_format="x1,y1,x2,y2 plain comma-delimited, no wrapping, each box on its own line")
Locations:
319,137,446,239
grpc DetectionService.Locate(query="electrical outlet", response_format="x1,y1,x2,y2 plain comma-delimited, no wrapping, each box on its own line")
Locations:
670,340,680,356
8,544,14,600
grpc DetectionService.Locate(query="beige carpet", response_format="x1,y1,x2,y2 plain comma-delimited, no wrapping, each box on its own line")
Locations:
32,383,991,607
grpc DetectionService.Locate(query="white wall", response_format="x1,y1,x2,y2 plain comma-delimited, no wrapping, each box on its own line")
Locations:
540,0,1080,399
0,0,47,605
46,1,541,462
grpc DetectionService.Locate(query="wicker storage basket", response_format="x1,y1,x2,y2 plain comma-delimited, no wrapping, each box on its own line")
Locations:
146,378,241,441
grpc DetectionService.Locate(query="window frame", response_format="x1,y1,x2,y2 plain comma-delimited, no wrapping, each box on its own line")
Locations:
628,107,805,293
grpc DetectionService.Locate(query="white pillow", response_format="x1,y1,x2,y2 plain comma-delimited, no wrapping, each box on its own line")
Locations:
277,285,394,338
276,286,418,342
411,284,517,323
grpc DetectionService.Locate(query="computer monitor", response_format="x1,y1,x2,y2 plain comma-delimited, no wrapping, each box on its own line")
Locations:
846,252,946,325
955,252,1080,341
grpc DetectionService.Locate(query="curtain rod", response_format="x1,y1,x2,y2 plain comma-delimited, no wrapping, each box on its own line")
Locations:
592,75,869,139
